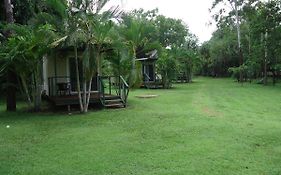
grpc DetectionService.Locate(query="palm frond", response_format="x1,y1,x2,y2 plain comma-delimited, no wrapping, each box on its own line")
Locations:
50,36,68,48
45,0,68,19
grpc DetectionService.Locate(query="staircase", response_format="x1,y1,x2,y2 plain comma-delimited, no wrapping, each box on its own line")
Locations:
104,96,125,108
142,74,164,89
98,76,129,108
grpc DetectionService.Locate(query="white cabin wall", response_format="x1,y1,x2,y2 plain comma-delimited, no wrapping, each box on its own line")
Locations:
43,54,70,96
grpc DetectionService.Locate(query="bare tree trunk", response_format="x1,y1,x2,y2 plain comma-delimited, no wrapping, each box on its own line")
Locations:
234,0,243,83
33,64,43,112
96,46,102,76
264,30,268,85
128,47,137,88
4,0,13,23
4,0,17,111
82,80,87,113
85,76,93,112
20,74,32,107
74,45,83,112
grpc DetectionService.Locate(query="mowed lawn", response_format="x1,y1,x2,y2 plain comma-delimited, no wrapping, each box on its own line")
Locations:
1,77,281,175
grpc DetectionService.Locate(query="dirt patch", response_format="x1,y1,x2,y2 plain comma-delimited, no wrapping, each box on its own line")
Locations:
202,107,223,117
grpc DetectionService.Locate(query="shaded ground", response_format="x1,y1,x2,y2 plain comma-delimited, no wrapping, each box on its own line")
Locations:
1,77,281,175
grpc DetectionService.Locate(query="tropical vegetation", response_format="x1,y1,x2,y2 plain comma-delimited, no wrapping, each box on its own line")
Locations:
0,1,280,111
201,0,281,85
1,0,281,174
0,0,199,112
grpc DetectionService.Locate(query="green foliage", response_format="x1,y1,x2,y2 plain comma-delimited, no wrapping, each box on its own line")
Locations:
200,24,239,77
121,9,199,88
157,49,179,88
170,47,200,83
1,24,58,110
119,15,158,88
155,15,189,48
1,1,200,111
204,0,281,82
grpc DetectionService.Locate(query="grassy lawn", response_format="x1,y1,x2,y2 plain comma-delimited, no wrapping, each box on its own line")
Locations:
1,77,281,175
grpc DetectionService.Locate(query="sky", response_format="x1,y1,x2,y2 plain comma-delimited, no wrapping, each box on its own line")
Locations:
106,0,217,43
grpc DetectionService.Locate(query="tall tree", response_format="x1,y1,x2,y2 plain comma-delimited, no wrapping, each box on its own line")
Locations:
248,0,281,85
4,0,17,111
155,15,188,48
211,0,257,82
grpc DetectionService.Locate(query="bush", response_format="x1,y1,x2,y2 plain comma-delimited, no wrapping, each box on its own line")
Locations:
228,62,257,82
157,51,179,88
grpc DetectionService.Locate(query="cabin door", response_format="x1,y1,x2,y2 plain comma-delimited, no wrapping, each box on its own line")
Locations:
148,64,155,81
143,64,155,82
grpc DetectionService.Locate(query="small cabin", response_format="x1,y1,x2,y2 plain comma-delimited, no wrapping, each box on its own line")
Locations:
136,49,163,88
42,47,129,108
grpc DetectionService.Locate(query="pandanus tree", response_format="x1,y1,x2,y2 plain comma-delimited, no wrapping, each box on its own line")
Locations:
1,0,69,111
1,24,58,111
105,30,131,78
120,17,157,88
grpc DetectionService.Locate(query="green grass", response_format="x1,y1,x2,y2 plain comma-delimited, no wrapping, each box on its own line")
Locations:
1,77,281,175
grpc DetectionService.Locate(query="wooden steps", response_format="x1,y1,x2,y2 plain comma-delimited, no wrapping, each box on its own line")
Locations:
103,97,125,108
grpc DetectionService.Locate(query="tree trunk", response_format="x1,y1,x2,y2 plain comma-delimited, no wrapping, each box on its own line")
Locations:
264,31,268,85
85,76,93,112
74,45,83,112
20,74,32,107
96,46,102,76
4,0,17,111
130,47,136,88
33,66,42,112
234,0,243,83
6,70,17,111
4,0,13,23
82,80,87,113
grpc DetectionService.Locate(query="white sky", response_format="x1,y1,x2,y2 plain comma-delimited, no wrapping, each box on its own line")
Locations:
106,0,217,43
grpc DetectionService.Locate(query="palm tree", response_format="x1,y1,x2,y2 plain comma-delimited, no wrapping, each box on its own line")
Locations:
67,0,121,113
120,18,149,88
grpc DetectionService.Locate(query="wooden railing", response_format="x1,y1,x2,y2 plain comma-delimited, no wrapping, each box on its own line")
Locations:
48,76,129,107
48,76,71,97
47,76,98,97
98,76,129,107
